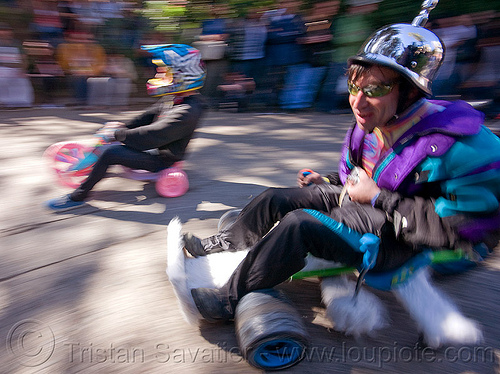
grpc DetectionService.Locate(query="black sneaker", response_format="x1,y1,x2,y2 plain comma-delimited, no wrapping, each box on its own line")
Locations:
191,288,234,323
183,233,227,257
183,233,205,257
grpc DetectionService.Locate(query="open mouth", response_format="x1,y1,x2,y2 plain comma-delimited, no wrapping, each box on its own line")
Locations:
356,111,371,120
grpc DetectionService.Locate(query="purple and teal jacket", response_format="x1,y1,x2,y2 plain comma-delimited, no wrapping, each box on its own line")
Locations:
338,100,500,249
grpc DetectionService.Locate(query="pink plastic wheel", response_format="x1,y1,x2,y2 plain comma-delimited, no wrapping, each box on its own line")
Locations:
43,141,67,161
45,141,94,188
155,167,189,197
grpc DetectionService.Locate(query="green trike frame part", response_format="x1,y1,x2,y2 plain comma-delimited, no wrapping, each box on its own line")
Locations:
291,249,469,291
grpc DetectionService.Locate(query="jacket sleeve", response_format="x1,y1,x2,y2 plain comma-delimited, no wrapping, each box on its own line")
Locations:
114,101,202,151
124,103,161,129
373,189,464,248
324,172,342,185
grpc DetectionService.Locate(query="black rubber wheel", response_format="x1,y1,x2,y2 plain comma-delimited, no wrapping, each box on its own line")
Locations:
217,208,242,232
235,289,310,370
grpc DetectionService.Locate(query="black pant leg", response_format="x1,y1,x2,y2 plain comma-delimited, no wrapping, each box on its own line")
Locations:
222,207,383,311
220,184,343,250
71,144,167,200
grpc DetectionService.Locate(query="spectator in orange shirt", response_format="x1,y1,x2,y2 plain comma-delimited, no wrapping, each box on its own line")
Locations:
56,30,106,105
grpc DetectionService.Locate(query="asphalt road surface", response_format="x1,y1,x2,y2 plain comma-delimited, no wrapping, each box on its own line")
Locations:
1,105,499,374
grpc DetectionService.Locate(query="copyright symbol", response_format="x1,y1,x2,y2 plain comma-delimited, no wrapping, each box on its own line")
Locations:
7,319,55,367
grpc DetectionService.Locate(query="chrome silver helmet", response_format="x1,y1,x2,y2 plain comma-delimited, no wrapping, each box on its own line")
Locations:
348,0,444,96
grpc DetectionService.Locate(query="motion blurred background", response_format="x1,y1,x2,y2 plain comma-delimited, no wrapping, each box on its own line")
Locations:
1,0,499,116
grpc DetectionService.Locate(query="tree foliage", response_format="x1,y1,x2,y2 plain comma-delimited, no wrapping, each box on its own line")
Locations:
140,0,500,40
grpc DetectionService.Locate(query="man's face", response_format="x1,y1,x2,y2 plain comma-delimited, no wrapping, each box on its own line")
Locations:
348,66,400,133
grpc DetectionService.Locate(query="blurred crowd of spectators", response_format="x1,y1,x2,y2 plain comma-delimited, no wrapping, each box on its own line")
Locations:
0,0,147,108
0,0,499,117
195,1,500,117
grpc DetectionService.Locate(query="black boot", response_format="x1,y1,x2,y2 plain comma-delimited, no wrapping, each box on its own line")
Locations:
191,288,234,323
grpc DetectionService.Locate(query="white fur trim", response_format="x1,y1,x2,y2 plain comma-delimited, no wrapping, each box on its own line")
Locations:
392,268,483,348
166,217,248,325
303,254,343,272
166,217,201,325
321,275,388,337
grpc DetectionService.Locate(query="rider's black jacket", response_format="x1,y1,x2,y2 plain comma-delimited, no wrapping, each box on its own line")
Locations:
114,94,205,163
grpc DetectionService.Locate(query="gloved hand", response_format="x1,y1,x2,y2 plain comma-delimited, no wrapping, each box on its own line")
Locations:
96,122,124,143
358,233,380,270
96,127,117,142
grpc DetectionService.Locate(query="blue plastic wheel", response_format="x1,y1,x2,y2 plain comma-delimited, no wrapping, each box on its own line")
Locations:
235,289,309,370
249,337,306,370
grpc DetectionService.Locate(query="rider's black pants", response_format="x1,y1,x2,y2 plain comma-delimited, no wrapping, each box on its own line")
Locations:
70,144,170,201
217,184,418,312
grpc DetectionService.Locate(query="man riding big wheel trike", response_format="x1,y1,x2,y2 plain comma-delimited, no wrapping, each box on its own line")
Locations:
170,0,500,371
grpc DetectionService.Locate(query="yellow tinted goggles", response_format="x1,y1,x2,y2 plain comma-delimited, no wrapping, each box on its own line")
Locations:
347,81,394,98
